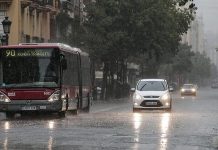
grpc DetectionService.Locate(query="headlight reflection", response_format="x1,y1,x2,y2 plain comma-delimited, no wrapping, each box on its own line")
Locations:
48,136,53,150
133,113,142,150
161,113,170,135
160,138,168,150
4,137,8,150
160,113,171,150
133,113,142,131
48,121,55,129
4,121,10,131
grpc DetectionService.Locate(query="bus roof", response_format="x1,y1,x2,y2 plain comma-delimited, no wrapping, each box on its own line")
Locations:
0,43,88,56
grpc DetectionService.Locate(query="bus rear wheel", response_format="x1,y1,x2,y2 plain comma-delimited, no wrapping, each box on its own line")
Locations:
71,109,78,115
83,95,91,113
58,111,66,117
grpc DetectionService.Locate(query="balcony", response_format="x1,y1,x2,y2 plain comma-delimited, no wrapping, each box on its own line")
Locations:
21,0,32,8
0,0,12,10
0,0,12,8
62,0,74,12
32,0,44,6
0,0,12,4
21,0,58,14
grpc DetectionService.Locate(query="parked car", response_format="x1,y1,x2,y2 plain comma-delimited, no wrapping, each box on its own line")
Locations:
97,87,102,94
211,83,218,89
168,85,174,92
180,84,197,96
169,82,178,91
132,79,172,112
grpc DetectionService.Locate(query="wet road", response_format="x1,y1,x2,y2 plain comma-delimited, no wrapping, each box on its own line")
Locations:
1,87,218,150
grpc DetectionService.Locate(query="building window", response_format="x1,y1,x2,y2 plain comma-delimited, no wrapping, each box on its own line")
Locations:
25,35,30,43
32,36,39,43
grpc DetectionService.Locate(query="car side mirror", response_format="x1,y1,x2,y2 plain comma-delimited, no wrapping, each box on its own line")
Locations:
169,87,174,92
130,88,136,92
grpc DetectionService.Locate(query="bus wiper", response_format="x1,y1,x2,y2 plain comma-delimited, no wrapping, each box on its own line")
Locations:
4,84,17,88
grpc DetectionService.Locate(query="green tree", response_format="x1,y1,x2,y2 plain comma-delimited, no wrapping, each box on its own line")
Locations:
171,44,194,86
188,52,211,86
85,0,194,99
210,63,218,80
56,13,87,48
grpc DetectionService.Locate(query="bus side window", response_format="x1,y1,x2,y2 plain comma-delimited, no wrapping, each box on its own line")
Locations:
62,53,79,86
62,52,70,85
73,54,79,86
81,56,91,86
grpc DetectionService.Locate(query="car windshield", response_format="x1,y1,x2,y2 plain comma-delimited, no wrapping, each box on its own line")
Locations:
136,81,167,91
183,84,194,89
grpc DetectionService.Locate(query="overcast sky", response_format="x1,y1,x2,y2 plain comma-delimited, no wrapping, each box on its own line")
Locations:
195,0,218,33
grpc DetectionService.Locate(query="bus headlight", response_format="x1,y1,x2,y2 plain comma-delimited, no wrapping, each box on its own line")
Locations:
48,90,60,102
0,92,11,103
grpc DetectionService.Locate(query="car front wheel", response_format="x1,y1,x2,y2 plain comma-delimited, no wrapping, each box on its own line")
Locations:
133,108,139,112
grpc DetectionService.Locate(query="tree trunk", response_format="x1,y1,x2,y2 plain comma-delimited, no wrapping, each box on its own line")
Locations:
90,58,97,100
100,62,109,100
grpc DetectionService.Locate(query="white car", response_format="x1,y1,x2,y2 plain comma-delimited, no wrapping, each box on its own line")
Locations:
132,79,172,112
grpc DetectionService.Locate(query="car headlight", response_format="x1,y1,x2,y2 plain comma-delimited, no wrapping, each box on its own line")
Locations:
133,93,143,101
48,90,60,102
0,92,11,103
181,89,185,92
191,88,196,92
161,93,170,101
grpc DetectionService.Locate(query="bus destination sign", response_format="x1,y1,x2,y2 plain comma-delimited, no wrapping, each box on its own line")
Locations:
3,49,52,57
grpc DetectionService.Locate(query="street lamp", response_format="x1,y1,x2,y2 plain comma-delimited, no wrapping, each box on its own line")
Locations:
1,17,12,45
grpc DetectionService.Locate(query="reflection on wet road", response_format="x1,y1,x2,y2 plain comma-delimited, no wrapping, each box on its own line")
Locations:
160,113,170,150
0,88,218,149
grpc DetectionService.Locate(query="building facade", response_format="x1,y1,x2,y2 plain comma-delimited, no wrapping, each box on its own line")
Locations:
181,16,205,54
0,0,60,45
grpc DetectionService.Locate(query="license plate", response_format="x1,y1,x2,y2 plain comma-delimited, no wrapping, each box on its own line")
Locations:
21,106,37,110
39,106,46,110
146,102,157,105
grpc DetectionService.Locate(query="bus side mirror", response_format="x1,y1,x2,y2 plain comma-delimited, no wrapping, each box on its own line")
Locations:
60,54,67,70
61,59,67,70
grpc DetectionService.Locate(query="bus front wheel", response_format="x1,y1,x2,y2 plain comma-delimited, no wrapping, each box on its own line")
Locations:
71,109,78,115
5,112,15,118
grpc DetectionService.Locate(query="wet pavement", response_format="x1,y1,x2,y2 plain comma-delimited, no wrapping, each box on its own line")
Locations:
1,87,218,149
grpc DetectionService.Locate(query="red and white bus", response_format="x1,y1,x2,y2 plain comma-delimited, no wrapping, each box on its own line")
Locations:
0,43,92,118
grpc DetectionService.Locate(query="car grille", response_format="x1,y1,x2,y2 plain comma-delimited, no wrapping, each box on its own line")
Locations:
182,90,194,93
140,100,163,107
143,96,160,98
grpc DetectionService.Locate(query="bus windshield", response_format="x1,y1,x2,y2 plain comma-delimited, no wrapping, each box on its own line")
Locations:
0,48,60,88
